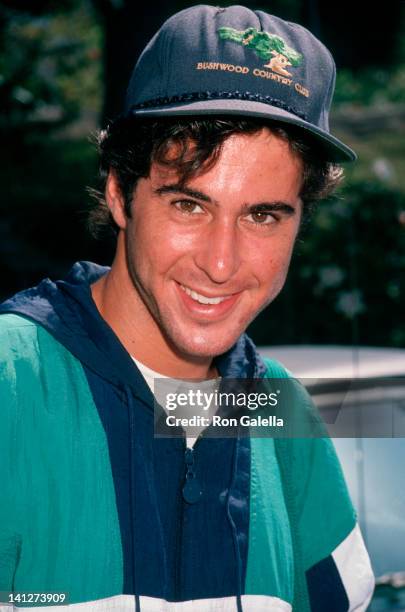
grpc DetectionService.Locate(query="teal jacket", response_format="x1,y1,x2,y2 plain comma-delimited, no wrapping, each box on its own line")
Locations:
0,261,374,610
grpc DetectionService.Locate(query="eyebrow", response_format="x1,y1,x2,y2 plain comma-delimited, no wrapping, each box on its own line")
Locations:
154,184,213,203
153,184,297,216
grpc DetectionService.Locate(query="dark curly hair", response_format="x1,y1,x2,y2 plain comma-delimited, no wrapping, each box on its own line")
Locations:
86,115,344,239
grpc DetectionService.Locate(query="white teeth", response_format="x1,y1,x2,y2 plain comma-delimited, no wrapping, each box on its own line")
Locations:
180,285,228,305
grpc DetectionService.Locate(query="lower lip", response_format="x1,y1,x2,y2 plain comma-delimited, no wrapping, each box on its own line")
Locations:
176,283,242,319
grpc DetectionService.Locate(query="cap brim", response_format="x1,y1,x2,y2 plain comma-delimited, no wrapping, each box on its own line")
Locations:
131,98,356,163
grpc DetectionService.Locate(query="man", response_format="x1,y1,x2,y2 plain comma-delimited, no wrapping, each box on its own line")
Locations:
0,5,374,611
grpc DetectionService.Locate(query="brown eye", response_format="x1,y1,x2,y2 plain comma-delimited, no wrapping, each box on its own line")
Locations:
173,200,203,214
247,211,276,225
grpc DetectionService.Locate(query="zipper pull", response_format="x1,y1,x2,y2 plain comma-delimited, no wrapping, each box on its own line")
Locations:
182,448,203,504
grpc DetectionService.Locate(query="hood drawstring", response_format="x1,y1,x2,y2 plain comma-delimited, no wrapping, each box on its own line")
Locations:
226,425,244,612
126,384,141,612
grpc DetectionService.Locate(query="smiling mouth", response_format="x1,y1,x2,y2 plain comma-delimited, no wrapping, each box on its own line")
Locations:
179,284,236,305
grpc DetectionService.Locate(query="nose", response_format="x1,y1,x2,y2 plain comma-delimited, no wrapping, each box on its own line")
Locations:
193,218,241,284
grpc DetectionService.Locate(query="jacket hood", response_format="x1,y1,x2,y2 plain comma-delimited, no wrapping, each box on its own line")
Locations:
0,260,267,394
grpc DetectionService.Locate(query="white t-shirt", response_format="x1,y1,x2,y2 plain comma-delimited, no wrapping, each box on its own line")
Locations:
131,356,221,449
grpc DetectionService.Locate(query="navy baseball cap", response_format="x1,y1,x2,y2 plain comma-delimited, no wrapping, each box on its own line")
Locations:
124,4,356,163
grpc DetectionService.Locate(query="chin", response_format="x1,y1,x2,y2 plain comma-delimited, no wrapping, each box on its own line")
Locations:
168,327,243,361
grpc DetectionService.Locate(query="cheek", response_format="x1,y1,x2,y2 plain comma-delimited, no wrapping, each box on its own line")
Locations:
128,217,197,276
166,231,197,253
248,232,297,295
262,257,290,294
251,231,296,270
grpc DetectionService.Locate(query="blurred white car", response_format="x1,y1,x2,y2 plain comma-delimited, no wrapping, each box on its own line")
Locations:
259,346,405,379
259,345,405,610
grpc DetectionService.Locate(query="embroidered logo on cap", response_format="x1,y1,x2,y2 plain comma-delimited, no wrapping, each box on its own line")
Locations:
217,26,302,77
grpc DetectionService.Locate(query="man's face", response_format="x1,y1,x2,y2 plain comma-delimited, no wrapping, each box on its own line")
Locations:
115,127,303,360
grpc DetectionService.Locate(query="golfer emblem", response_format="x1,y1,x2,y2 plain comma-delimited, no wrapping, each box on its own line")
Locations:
217,26,302,77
